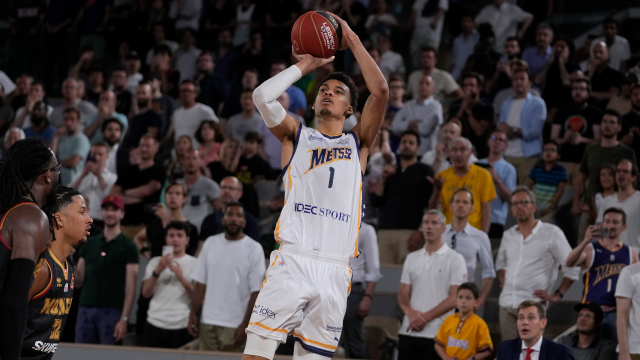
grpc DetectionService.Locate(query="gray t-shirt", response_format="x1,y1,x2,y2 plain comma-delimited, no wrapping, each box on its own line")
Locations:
227,112,263,142
616,262,640,355
557,331,616,360
177,175,220,232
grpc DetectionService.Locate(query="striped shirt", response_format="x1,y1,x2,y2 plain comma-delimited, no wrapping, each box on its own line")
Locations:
529,162,567,209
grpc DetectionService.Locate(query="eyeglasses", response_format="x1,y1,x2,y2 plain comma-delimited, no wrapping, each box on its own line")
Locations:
512,200,533,207
451,234,457,250
491,135,507,143
220,186,240,191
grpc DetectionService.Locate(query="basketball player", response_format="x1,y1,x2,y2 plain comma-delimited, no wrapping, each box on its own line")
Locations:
566,207,639,341
0,138,60,360
21,187,93,359
242,13,388,360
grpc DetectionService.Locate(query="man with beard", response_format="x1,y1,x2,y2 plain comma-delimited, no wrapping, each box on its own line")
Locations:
0,138,60,360
177,149,220,232
84,91,129,145
429,137,496,233
126,84,162,147
195,52,229,115
496,187,579,340
557,303,616,360
23,101,56,147
21,187,93,359
102,118,124,174
75,194,139,345
371,130,435,265
111,66,133,116
188,202,265,352
142,73,177,138
572,110,637,241
12,81,53,130
450,73,494,158
551,78,603,185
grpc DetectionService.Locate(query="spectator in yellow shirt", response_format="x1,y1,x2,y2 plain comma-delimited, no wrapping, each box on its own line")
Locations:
429,137,496,233
435,282,493,360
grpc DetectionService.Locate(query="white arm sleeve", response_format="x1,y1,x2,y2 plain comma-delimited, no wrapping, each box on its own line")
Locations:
253,65,302,128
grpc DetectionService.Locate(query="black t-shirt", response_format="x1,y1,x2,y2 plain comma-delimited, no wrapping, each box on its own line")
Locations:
206,161,260,217
151,95,177,136
127,109,163,147
236,155,274,184
115,164,167,225
371,162,435,230
621,111,640,162
145,217,199,257
197,72,229,114
542,61,580,108
589,66,624,109
208,161,234,184
206,0,235,28
449,99,494,158
553,103,603,163
115,90,132,116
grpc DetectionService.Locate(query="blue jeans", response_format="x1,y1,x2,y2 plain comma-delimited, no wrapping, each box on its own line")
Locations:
75,306,122,344
599,312,617,342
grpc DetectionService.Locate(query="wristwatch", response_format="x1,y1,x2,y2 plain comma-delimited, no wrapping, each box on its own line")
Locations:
121,316,128,322
554,289,564,299
152,270,160,278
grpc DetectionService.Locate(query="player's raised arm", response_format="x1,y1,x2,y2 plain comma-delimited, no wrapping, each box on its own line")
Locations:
253,50,334,143
331,14,389,150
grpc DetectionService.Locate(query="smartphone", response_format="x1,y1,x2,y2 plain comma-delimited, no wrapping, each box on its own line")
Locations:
474,162,491,169
600,227,610,239
86,153,96,163
162,245,174,257
144,203,158,213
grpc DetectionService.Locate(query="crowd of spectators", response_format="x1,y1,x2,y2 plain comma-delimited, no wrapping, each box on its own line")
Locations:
3,0,640,359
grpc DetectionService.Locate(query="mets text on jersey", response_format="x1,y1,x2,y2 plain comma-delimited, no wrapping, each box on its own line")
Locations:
40,298,73,315
304,147,352,174
294,203,351,223
593,263,626,285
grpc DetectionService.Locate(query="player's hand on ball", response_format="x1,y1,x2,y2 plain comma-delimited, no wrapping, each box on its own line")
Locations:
326,12,352,51
292,46,335,71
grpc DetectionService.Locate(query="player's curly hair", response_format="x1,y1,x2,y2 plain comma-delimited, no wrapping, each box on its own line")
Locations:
319,72,358,110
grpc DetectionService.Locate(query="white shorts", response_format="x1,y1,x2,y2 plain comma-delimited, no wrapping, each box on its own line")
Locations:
246,244,352,358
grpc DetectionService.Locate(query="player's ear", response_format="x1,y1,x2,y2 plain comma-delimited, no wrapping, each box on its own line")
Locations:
344,105,353,116
54,213,63,229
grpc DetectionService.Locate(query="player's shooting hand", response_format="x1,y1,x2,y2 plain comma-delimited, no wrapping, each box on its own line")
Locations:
326,12,352,51
292,46,335,74
113,319,127,342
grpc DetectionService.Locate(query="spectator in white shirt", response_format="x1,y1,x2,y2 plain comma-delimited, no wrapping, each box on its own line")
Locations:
141,221,197,348
177,149,220,232
590,18,631,73
11,81,53,130
169,80,219,147
496,186,580,341
421,121,478,172
442,189,495,309
397,210,467,360
377,34,405,79
408,0,448,71
451,15,480,80
124,51,143,92
173,29,202,83
597,159,640,252
616,262,640,360
342,222,382,359
392,75,443,155
188,203,265,352
70,142,118,226
407,47,463,104
102,118,123,174
50,78,98,129
474,0,533,55
169,0,202,31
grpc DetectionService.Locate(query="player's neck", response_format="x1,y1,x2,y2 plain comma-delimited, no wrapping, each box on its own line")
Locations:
316,119,344,136
49,238,73,266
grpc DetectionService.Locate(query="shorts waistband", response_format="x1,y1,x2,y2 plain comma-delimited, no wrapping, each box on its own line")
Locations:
278,244,349,265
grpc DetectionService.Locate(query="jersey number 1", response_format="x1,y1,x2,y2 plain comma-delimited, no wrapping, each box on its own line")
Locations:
328,167,335,188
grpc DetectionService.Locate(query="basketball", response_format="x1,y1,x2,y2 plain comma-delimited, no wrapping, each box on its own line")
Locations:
291,11,342,59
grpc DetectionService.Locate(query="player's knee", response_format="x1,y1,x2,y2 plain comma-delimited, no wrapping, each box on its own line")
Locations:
243,333,279,360
293,341,333,360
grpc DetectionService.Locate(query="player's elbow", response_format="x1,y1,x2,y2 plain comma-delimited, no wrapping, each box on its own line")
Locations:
253,84,269,106
370,80,389,99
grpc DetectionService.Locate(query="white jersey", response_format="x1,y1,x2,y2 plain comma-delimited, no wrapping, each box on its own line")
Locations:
275,125,363,259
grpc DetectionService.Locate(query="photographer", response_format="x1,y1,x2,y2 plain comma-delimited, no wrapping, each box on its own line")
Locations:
70,142,118,228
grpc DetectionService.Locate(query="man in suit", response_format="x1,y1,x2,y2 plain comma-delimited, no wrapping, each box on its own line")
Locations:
497,300,575,360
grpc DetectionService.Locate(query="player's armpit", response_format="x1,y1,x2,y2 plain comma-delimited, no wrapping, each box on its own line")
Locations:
268,115,301,144
29,259,51,300
352,92,388,149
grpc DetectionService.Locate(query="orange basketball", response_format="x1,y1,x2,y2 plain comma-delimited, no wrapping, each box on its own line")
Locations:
291,11,342,59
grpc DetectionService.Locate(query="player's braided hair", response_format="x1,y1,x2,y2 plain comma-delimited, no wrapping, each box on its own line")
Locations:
0,138,57,240
320,72,358,109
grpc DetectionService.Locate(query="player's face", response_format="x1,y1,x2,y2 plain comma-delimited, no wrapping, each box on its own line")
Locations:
57,195,92,244
165,229,189,253
222,205,246,236
576,309,597,333
452,192,473,219
165,185,187,210
602,212,626,239
517,306,547,342
314,79,353,119
421,214,445,242
456,289,476,314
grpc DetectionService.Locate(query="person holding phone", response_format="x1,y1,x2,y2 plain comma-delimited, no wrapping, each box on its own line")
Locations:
566,207,639,342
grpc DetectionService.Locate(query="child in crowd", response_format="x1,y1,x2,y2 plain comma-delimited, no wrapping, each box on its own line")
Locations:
435,282,493,360
526,140,568,216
